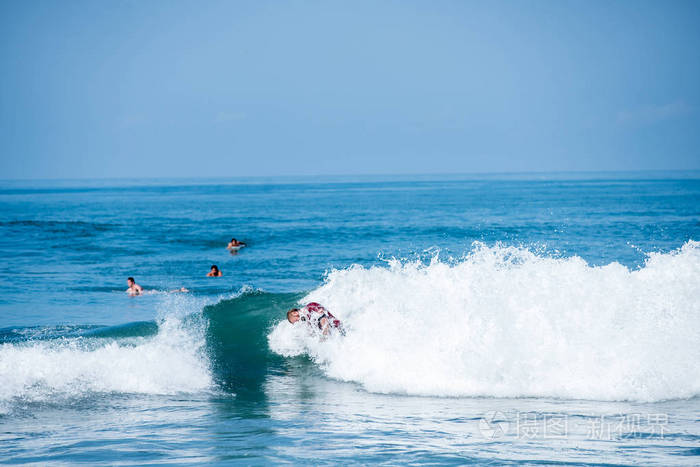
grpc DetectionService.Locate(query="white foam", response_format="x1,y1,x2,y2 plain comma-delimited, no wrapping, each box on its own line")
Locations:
269,241,700,402
0,314,212,409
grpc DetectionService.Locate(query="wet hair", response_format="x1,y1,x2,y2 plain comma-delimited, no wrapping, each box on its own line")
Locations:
127,277,135,283
230,238,236,243
211,265,219,271
287,308,300,322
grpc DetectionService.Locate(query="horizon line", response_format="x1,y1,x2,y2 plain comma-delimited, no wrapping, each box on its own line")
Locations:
2,168,700,185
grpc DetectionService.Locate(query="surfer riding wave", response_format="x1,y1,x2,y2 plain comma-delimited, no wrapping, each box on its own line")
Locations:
287,302,343,335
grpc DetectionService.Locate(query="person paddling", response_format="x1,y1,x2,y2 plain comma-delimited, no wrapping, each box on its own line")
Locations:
126,277,143,296
227,238,246,250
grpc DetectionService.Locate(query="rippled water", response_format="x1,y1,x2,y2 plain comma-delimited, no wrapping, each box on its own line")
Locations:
1,172,698,465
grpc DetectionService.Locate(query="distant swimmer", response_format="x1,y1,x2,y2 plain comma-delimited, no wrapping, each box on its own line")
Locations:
287,302,343,335
227,238,246,251
127,278,188,295
126,277,143,296
207,265,222,277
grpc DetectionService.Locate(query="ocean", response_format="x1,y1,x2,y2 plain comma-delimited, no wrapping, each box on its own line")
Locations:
0,172,698,465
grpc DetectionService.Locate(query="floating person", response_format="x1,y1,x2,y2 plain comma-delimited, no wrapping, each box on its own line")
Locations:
287,302,343,335
227,238,246,251
126,277,143,296
207,265,222,277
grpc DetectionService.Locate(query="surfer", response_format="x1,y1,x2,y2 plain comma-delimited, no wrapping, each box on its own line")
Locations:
126,277,143,296
287,302,342,335
207,265,222,277
227,238,246,250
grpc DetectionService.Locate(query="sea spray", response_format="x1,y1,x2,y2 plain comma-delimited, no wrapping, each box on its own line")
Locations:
268,241,700,402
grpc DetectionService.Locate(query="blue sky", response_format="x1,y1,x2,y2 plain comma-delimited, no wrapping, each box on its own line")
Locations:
1,0,699,179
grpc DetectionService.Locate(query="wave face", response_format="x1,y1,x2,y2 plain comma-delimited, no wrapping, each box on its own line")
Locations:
268,241,700,402
202,290,301,397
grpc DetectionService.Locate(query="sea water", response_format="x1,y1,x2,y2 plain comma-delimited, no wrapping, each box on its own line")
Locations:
0,172,698,465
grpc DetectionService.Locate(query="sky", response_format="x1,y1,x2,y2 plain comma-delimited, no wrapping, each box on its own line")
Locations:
1,0,699,179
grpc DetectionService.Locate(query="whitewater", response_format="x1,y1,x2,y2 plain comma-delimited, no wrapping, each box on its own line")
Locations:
0,296,216,414
269,241,700,401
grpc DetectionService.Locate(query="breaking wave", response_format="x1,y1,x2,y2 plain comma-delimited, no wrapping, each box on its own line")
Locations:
269,241,700,402
0,296,213,412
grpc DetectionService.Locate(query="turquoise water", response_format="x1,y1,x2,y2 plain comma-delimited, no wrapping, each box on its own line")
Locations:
1,172,699,465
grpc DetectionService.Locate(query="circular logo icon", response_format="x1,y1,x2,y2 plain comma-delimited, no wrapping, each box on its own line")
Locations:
478,411,510,439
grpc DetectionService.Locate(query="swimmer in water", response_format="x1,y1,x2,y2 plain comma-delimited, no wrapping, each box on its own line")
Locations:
207,265,222,277
227,238,246,250
127,278,187,295
126,277,143,296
